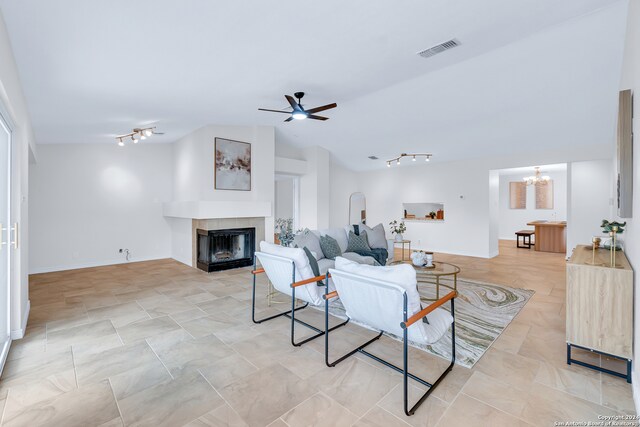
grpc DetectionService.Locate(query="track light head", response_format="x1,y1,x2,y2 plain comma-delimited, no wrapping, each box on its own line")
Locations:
144,129,153,137
117,139,124,147
132,136,138,144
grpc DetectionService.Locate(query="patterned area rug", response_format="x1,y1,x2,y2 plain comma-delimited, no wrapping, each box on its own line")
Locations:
322,278,534,368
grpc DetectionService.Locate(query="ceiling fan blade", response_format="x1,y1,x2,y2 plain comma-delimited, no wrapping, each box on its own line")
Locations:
284,116,294,122
153,132,165,135
305,103,337,114
258,108,291,114
285,95,301,111
307,114,329,121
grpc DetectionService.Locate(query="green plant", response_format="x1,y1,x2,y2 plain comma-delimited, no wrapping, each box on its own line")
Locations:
389,220,407,235
275,218,295,247
601,220,626,234
429,211,436,219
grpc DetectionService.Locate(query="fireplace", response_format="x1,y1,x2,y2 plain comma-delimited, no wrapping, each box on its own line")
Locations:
196,227,255,272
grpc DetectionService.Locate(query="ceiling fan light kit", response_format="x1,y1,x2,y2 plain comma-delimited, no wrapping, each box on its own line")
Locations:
259,92,337,122
116,126,162,146
386,153,432,167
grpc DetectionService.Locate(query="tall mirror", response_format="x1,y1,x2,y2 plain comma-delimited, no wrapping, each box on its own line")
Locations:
349,192,366,225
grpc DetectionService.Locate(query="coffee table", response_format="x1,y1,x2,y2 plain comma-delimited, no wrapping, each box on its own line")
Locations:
391,260,460,302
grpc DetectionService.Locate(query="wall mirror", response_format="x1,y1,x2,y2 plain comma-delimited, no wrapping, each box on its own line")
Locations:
349,192,366,225
403,202,445,221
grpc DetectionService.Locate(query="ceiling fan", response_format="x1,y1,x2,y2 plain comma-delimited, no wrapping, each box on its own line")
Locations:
259,92,337,122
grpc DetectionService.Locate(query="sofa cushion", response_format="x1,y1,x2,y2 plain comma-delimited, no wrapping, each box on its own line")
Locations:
342,252,378,266
346,230,371,253
359,223,387,249
320,234,342,260
293,231,324,260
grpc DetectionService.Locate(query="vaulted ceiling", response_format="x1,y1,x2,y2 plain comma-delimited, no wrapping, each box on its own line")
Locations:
0,0,628,170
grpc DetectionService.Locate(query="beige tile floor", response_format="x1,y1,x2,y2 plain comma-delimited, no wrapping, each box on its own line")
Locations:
0,241,635,426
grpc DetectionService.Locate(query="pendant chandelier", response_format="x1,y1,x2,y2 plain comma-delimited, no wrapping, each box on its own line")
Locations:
523,167,550,185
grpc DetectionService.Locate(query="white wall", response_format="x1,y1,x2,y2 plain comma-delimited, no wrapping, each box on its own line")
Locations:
0,11,36,338
329,156,359,229
358,159,492,257
274,178,294,220
170,125,275,264
29,144,174,273
566,160,614,257
617,0,640,409
498,170,567,240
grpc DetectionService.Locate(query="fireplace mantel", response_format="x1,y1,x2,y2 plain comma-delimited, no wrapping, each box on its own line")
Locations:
163,201,271,219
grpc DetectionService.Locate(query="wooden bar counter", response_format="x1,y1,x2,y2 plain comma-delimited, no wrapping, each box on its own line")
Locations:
526,220,566,253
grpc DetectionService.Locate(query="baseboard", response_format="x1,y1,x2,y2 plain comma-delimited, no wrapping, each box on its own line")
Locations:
0,338,10,375
633,371,640,415
29,254,172,275
10,299,29,340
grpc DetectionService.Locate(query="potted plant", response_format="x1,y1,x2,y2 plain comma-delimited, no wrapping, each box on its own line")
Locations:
601,219,626,267
428,211,437,219
275,218,295,247
389,220,407,242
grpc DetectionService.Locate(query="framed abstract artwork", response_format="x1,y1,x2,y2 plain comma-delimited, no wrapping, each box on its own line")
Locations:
535,180,553,209
509,182,526,209
214,138,251,191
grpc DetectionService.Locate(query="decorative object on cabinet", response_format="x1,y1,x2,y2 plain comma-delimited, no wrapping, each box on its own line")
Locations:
214,137,251,191
566,245,633,382
601,219,626,267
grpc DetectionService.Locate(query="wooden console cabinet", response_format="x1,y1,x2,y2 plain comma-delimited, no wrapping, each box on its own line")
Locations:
566,245,633,382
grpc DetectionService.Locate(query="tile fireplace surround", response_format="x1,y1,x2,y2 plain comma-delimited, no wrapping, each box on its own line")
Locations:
191,217,265,268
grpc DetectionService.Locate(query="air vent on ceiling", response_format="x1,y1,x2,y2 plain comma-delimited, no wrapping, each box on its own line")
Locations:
417,39,460,59
368,155,379,160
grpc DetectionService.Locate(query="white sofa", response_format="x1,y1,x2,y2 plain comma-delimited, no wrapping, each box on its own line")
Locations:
294,226,395,276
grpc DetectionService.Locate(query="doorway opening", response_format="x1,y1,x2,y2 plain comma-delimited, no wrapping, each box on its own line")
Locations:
274,174,300,232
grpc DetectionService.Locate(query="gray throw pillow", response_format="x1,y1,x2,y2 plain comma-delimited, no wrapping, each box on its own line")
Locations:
346,230,371,253
320,234,342,260
293,231,324,260
302,247,324,286
360,223,387,249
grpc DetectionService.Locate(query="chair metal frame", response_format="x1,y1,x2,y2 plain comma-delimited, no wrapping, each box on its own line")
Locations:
251,254,349,347
323,272,456,416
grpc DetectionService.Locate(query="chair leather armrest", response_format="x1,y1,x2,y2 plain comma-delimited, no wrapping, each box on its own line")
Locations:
251,268,265,275
400,291,457,329
291,274,330,288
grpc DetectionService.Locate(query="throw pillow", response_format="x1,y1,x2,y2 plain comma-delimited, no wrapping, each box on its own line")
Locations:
359,223,387,249
320,234,342,260
293,231,324,260
302,247,324,286
346,230,371,253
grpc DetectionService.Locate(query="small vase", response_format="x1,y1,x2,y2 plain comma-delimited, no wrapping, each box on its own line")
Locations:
395,233,404,242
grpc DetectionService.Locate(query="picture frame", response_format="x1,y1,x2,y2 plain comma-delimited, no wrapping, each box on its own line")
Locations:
214,137,252,191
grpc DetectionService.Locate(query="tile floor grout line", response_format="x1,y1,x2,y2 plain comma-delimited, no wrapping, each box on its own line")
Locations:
144,337,174,380
196,368,246,425
106,377,125,425
462,392,536,426
1,388,11,426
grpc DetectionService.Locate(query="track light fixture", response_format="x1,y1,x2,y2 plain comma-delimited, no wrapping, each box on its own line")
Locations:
386,153,432,167
115,126,162,146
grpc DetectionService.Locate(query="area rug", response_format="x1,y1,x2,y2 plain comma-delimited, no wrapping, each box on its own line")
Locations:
322,278,534,368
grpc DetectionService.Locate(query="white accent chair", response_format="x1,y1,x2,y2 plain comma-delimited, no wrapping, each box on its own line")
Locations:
251,242,348,346
324,257,456,416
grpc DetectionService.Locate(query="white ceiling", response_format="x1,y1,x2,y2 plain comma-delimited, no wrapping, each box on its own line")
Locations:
0,0,628,170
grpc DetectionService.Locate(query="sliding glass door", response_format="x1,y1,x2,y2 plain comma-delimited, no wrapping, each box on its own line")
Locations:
0,109,11,367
